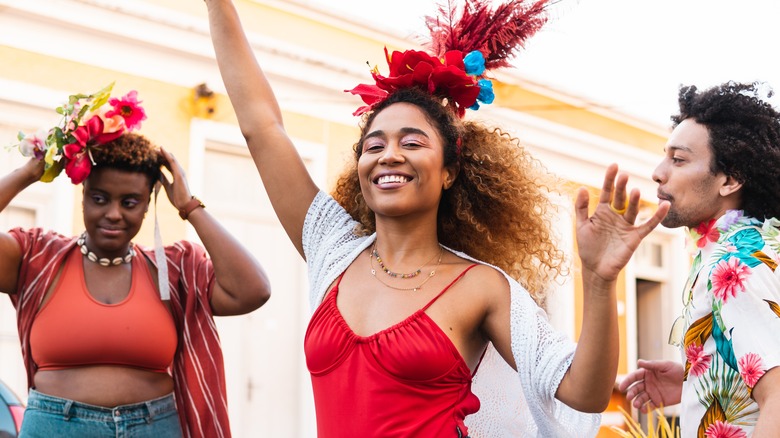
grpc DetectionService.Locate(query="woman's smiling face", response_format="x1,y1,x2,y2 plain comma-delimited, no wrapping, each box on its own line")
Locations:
357,102,456,220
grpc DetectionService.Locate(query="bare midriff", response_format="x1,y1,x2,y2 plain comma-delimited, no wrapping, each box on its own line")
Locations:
34,366,174,407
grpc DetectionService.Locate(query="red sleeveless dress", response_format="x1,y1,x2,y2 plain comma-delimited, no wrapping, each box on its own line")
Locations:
304,265,482,437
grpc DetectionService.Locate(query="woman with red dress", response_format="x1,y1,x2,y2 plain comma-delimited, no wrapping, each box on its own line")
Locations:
202,0,669,436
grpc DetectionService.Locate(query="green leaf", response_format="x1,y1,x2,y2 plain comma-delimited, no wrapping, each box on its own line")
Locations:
89,82,115,110
39,160,63,183
712,318,738,372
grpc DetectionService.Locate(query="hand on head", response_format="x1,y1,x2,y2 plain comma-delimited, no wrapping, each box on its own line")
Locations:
158,148,193,210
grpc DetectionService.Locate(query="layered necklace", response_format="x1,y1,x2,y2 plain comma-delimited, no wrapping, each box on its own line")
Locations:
77,233,135,267
369,243,444,292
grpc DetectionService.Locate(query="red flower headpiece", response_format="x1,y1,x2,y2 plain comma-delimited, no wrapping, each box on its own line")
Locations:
346,0,552,118
14,83,147,184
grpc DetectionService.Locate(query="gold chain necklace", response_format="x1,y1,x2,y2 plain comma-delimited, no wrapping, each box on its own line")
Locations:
369,244,444,292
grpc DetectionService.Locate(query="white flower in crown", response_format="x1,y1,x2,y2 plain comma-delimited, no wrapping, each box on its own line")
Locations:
17,129,49,159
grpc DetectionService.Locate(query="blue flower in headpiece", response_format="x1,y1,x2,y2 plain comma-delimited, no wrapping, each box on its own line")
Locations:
463,51,486,76
468,79,495,111
477,79,494,104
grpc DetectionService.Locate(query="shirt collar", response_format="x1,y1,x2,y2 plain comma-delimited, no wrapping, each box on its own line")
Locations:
685,210,760,256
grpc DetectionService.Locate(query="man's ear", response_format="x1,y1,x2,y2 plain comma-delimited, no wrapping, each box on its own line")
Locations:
719,174,743,197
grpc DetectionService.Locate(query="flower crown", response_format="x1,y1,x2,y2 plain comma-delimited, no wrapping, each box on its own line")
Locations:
346,0,551,118
347,48,494,118
14,83,146,184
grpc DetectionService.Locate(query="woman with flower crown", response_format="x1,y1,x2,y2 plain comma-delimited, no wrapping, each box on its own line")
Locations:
204,0,669,436
0,84,271,437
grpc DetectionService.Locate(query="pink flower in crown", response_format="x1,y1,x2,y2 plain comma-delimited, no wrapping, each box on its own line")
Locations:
705,420,747,438
106,90,146,131
710,257,750,303
685,343,711,377
96,106,126,136
738,352,766,388
695,219,720,248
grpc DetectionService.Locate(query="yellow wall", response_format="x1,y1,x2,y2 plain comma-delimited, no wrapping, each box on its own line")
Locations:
0,44,360,242
494,82,667,154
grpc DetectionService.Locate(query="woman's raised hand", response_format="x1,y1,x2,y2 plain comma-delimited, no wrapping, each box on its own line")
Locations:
158,148,193,211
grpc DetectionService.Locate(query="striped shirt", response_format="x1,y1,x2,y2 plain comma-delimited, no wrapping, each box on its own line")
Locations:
8,228,231,438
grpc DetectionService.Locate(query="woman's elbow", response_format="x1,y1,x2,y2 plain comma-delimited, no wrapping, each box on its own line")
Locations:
247,276,271,311
225,275,271,315
565,392,612,413
556,383,613,413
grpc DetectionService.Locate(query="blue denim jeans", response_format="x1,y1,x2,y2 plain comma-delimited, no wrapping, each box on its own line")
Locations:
20,389,182,438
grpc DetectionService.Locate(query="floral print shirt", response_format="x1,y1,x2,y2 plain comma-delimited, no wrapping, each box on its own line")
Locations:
676,211,780,437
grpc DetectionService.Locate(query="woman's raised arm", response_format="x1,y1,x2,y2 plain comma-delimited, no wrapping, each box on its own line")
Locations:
205,0,319,256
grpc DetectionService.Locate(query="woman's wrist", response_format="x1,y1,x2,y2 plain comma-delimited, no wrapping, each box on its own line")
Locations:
580,268,616,297
20,159,44,184
178,196,206,220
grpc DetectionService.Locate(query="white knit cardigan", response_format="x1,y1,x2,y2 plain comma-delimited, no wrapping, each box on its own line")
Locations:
302,192,600,437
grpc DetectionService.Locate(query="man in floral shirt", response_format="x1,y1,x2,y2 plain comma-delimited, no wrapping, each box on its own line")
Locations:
619,82,780,437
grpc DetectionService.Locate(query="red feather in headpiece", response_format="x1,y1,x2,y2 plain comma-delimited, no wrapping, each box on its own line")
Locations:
425,0,552,70
346,0,553,117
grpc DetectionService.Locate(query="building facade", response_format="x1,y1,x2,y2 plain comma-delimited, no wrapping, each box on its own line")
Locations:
0,0,688,435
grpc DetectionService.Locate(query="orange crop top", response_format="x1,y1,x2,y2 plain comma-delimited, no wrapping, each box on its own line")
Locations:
30,247,178,373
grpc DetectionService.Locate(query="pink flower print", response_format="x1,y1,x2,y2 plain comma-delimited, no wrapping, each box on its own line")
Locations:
685,343,712,377
705,420,747,438
695,219,721,248
710,258,750,303
738,352,766,388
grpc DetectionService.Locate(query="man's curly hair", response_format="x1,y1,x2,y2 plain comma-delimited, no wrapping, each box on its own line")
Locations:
89,133,162,191
672,81,780,220
333,87,565,305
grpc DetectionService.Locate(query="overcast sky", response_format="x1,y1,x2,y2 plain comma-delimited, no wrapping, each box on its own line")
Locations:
311,0,780,127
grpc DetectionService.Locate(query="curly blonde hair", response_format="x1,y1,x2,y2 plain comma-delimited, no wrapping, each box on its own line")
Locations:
333,88,565,305
89,133,162,190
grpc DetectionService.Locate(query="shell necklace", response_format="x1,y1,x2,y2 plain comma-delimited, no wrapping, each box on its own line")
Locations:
77,233,135,267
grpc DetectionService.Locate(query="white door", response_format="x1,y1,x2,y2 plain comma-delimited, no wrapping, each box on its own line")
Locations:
192,124,322,438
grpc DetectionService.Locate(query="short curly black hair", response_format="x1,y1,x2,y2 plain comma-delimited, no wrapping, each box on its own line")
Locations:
672,81,780,220
89,133,162,191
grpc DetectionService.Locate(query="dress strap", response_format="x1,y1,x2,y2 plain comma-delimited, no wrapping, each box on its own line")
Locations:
421,264,478,311
471,345,489,377
327,272,347,299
